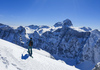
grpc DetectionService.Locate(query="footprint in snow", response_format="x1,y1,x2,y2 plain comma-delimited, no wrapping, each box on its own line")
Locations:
11,63,22,70
0,56,9,68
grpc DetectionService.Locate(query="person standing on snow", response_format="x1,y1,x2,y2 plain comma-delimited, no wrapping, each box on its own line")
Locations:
28,38,33,56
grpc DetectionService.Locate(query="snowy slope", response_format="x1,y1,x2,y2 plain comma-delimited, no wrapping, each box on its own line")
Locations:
0,39,79,70
1,19,100,70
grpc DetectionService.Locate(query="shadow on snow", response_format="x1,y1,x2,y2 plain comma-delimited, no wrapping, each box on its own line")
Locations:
21,54,29,60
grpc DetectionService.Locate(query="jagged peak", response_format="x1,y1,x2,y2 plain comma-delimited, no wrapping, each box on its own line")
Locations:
91,29,100,35
80,27,92,32
54,19,73,28
15,26,26,34
17,26,25,30
28,25,39,29
0,23,4,26
0,23,9,27
0,23,12,30
33,31,40,38
40,25,50,28
63,19,73,27
54,22,63,27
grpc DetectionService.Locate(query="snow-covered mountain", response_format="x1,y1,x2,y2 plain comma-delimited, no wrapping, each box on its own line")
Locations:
0,39,78,70
0,19,100,70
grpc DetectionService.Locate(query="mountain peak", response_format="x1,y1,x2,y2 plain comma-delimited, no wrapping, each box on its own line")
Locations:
62,19,73,29
54,19,73,28
0,23,4,26
54,22,63,27
80,27,92,31
63,19,73,26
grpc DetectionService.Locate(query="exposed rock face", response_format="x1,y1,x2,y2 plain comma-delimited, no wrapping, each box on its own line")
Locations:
0,19,100,68
80,27,92,31
63,19,73,27
0,24,26,46
54,22,63,27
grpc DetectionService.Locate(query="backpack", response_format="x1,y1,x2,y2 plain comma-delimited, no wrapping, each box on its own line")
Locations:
29,40,33,46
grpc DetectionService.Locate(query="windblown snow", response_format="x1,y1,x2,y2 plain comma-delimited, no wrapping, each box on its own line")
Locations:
0,39,79,70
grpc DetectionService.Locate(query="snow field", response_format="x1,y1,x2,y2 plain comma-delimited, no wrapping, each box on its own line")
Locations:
0,39,79,70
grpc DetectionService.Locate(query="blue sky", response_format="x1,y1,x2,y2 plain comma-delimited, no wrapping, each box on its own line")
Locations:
0,0,100,29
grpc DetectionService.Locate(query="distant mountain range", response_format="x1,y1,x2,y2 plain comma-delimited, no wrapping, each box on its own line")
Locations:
0,19,100,70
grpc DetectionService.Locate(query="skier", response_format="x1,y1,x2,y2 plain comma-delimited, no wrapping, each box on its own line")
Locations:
28,38,33,57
